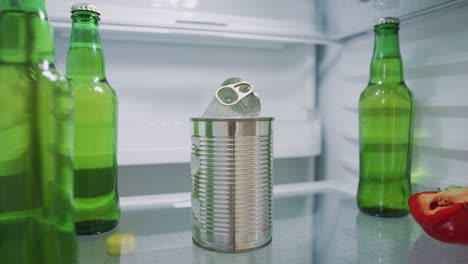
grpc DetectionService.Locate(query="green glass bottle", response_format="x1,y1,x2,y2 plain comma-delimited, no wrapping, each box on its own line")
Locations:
0,0,77,263
357,17,415,218
66,4,119,235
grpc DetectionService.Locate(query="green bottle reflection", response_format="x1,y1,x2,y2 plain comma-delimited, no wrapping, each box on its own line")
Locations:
66,4,120,235
357,18,415,218
0,0,77,263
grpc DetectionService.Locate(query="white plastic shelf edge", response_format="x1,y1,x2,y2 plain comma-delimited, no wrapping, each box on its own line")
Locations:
118,119,321,165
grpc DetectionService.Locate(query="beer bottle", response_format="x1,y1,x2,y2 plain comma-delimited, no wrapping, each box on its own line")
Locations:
0,0,77,263
67,4,119,235
357,17,415,217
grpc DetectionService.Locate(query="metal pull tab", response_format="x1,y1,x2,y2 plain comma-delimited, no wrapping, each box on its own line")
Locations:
215,81,253,106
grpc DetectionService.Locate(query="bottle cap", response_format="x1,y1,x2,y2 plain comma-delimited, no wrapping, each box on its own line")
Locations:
375,17,400,26
71,3,101,15
106,233,136,256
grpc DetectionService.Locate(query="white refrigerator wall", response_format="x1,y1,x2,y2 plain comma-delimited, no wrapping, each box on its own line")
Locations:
47,0,468,195
54,39,319,165
50,0,321,195
318,4,468,189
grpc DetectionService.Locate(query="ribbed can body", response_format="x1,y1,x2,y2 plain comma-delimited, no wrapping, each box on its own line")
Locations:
191,117,273,253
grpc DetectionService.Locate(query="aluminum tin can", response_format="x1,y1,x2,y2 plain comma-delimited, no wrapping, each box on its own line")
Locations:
191,117,273,253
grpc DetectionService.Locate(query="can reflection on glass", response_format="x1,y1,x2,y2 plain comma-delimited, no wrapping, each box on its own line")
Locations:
192,243,272,264
191,117,274,253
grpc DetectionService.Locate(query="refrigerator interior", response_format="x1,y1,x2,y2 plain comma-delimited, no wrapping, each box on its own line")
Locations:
36,0,468,262
46,0,468,197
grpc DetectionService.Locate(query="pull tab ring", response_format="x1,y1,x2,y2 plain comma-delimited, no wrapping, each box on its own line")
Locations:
215,82,253,106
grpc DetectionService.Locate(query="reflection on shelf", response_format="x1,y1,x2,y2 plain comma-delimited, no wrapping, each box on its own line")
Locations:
407,233,468,264
356,213,410,264
193,244,272,264
75,185,468,264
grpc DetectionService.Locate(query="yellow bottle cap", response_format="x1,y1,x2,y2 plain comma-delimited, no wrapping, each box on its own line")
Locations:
106,233,136,256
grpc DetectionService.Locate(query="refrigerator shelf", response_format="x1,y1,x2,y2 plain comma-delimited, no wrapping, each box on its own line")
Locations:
120,181,355,211
417,97,468,110
343,96,468,113
337,155,468,187
417,138,468,153
51,21,332,49
342,127,468,154
48,0,328,48
47,0,468,47
77,183,466,264
340,158,359,176
343,51,468,83
118,119,321,165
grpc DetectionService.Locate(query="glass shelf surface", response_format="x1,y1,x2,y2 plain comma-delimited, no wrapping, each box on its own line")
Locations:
77,188,467,264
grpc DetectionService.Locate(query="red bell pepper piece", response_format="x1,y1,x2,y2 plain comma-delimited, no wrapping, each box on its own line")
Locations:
409,186,468,245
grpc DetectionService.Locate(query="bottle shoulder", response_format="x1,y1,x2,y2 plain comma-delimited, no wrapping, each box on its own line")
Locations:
70,79,117,103
360,82,414,106
70,79,116,93
361,82,412,97
0,62,73,123
0,62,71,91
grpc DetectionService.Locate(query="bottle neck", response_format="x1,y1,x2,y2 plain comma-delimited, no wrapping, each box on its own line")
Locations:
66,12,105,80
369,25,404,84
0,0,55,63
